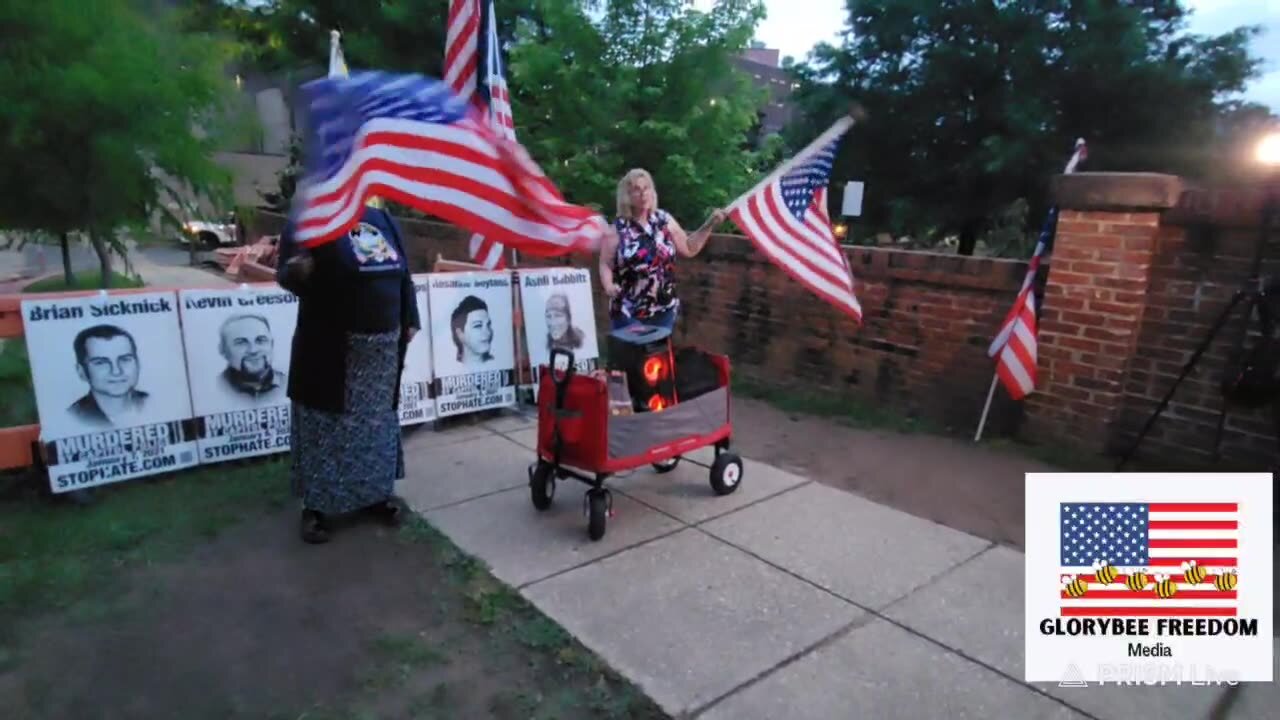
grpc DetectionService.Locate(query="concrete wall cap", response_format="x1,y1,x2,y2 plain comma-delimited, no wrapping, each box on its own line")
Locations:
1050,172,1184,212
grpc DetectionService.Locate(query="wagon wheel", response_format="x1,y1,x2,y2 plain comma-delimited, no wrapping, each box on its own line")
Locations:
529,461,555,510
586,489,610,541
651,456,681,473
709,452,743,496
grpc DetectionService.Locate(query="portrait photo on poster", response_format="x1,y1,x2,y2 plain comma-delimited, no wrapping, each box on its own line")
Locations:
519,267,599,375
428,272,515,379
21,291,196,441
399,276,436,426
179,288,298,417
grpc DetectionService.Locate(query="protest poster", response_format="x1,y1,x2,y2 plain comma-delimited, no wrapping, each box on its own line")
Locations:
517,267,599,399
21,291,199,493
178,287,297,463
426,271,517,417
399,274,436,426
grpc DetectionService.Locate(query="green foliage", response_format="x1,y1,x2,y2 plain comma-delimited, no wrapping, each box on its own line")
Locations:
786,0,1269,254
0,0,243,280
187,0,773,227
508,0,770,225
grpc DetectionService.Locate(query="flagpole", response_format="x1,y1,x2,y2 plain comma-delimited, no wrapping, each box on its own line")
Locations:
973,138,1086,444
725,108,861,215
974,375,999,442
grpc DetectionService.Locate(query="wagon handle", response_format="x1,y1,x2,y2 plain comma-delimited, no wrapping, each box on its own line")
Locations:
548,347,576,469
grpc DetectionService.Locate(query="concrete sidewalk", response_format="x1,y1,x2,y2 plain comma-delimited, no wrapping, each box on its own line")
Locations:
396,410,1275,720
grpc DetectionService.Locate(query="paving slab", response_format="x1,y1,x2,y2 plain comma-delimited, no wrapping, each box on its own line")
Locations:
500,427,538,451
617,457,808,525
700,618,1087,720
397,433,528,511
884,545,1236,720
424,485,683,588
702,482,991,610
521,528,862,716
482,409,536,434
401,422,494,451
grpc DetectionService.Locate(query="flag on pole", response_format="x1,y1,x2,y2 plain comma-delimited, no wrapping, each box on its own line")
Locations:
724,114,863,322
987,139,1088,400
445,0,512,269
329,29,348,78
289,70,607,254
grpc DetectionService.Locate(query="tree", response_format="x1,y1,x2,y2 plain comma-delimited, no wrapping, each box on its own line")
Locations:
507,0,773,224
186,0,774,227
786,0,1265,255
0,0,244,286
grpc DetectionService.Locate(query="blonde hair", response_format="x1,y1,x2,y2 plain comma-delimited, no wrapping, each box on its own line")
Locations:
616,168,657,220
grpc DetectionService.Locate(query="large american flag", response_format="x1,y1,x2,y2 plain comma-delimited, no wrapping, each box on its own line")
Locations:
289,70,606,252
446,0,512,269
726,116,862,322
1059,502,1239,617
987,139,1087,400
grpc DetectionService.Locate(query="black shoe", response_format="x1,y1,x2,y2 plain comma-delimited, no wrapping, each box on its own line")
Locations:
370,497,406,527
300,509,331,544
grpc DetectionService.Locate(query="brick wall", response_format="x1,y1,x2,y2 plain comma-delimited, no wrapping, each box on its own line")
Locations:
255,175,1280,471
1112,190,1280,469
252,210,1030,434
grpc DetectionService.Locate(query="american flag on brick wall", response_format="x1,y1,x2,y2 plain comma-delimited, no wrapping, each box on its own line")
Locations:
1058,502,1239,617
725,115,862,322
987,139,1087,400
445,0,513,269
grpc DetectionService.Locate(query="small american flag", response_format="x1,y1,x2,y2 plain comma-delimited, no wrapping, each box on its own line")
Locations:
446,0,511,269
987,139,1086,400
726,116,862,322
289,71,606,252
1059,502,1239,617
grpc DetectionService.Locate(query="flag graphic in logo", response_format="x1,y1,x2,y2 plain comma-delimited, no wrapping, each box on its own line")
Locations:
1058,502,1238,617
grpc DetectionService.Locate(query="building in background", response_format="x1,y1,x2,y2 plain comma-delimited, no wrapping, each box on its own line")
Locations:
732,42,797,142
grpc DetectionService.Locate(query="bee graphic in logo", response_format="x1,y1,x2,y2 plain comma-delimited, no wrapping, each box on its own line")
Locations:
1181,560,1207,585
1153,573,1179,599
1125,569,1150,592
348,222,399,265
1061,574,1089,598
1214,569,1239,592
1092,558,1119,585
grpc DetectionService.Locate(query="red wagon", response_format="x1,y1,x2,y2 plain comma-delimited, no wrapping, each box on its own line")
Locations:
529,327,744,540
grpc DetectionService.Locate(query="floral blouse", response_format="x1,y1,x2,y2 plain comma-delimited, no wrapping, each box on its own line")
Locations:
611,209,679,320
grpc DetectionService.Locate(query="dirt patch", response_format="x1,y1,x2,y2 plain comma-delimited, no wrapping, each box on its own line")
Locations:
725,395,1062,549
1,479,665,720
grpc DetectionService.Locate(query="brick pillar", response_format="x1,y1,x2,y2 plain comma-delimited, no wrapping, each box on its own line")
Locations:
1023,173,1184,453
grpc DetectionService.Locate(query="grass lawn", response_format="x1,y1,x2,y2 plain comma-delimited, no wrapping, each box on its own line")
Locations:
0,459,667,719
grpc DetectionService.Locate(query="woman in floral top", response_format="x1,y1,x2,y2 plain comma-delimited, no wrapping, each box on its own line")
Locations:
598,169,726,330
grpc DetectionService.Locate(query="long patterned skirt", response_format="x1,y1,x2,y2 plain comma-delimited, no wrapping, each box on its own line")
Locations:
290,330,405,515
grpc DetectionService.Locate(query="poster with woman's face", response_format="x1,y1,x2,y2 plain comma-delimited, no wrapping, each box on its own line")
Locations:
399,275,436,426
20,291,200,493
426,271,516,418
518,267,599,395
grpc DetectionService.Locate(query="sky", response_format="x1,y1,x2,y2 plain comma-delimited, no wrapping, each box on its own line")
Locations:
693,0,1280,112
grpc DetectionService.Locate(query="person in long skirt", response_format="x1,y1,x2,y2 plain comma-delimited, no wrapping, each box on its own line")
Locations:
276,202,420,544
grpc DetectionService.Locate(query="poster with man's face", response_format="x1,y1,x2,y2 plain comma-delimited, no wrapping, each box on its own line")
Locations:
518,267,599,398
178,287,297,464
21,291,200,493
399,275,436,426
426,271,516,418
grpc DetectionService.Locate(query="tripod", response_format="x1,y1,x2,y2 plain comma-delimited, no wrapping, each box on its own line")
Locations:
1115,195,1280,471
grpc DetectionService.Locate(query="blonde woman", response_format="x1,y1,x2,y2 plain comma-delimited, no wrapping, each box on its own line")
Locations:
598,169,726,330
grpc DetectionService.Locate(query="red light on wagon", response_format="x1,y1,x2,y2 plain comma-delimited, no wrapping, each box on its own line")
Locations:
647,395,667,412
643,357,667,384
